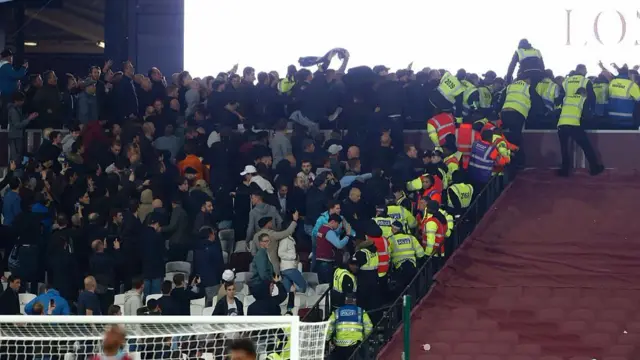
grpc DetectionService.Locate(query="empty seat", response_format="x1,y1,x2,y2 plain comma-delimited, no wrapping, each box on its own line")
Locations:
461,331,489,342
234,241,249,253
202,306,214,316
113,294,126,307
244,295,255,314
190,304,203,316
303,272,319,288
476,356,502,360
235,272,250,283
191,297,205,306
219,229,235,253
576,296,603,309
428,342,452,354
546,297,573,308
581,333,613,347
518,296,545,309
514,344,541,355
145,294,162,304
482,342,510,355
453,342,481,354
491,331,518,344
165,261,191,276
441,319,470,331
609,298,635,311
537,308,565,321
314,283,330,295
591,321,620,333
522,287,552,298
471,319,498,331
567,309,595,322
222,251,229,264
487,296,515,309
598,309,627,322
451,308,477,321
19,293,36,306
606,345,634,356
559,321,588,334
435,330,460,342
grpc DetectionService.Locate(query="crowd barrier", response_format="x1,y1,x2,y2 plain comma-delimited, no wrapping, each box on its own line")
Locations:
301,170,513,359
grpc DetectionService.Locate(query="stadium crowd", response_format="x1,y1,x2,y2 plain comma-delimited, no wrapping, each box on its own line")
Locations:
0,41,626,358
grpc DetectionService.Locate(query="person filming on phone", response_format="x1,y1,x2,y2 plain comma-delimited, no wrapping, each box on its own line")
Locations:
24,284,71,315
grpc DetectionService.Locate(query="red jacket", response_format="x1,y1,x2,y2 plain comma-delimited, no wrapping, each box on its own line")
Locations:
367,235,389,277
82,120,109,147
427,112,456,145
455,123,477,169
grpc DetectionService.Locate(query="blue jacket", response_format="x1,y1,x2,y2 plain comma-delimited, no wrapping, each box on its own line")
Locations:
31,202,52,234
24,289,71,315
193,238,224,287
0,61,27,96
2,190,21,226
311,211,355,239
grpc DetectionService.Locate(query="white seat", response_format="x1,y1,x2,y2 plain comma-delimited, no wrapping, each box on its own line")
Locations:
165,271,185,283
234,240,249,253
220,241,230,255
191,297,205,307
145,294,162,305
294,293,307,308
64,353,76,360
235,293,245,303
129,353,141,360
165,261,191,276
235,272,250,283
243,295,255,314
315,283,330,295
303,272,319,288
190,304,203,316
219,229,235,242
222,251,229,264
113,294,126,307
306,294,321,308
19,293,36,307
201,354,215,360
202,306,214,316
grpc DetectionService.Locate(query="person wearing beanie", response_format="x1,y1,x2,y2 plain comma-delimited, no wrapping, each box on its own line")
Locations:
245,189,282,243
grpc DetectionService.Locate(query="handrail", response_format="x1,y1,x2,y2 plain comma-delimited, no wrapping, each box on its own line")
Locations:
345,170,512,359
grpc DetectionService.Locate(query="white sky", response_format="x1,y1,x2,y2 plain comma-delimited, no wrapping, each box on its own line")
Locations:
185,0,640,78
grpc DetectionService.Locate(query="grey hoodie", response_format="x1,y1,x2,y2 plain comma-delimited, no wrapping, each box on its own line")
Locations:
123,289,142,315
246,203,283,242
61,133,77,153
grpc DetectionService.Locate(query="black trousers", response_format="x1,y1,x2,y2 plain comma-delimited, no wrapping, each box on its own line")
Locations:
332,343,360,360
557,125,600,171
501,111,526,168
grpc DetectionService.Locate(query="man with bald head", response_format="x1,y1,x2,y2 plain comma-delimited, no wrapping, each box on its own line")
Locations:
77,276,102,315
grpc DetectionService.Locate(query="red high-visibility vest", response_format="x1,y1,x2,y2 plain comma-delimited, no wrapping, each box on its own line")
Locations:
367,236,389,277
427,113,456,145
455,124,476,169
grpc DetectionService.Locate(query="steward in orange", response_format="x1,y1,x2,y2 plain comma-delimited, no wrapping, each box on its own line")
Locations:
421,201,449,268
427,112,456,148
417,174,442,206
364,221,390,279
455,117,477,169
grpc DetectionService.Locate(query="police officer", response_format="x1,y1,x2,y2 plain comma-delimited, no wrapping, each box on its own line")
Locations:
388,221,425,290
327,293,373,360
353,235,379,311
372,204,393,238
331,258,359,309
386,196,417,233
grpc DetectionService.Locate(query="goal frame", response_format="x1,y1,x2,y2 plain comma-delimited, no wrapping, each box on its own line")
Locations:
0,315,303,359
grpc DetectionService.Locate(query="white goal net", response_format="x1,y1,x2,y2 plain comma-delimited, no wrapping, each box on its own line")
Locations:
0,315,329,360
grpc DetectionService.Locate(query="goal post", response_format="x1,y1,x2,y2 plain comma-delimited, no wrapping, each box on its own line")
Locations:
0,315,330,360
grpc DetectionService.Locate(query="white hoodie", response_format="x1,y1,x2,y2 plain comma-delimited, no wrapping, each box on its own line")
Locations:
278,236,298,271
123,289,142,316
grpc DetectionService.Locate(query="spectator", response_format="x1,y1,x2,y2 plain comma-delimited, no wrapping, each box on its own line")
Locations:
171,273,204,316
270,119,293,168
77,276,102,315
137,189,154,224
89,238,121,314
192,198,215,235
193,227,224,306
154,124,180,160
77,77,99,125
246,189,282,243
33,70,62,128
213,282,244,316
24,284,71,315
247,275,288,316
141,214,166,297
157,280,177,315
2,177,22,226
249,233,275,290
0,49,27,99
123,277,144,316
278,230,308,293
0,275,21,315
251,212,299,274
107,304,122,315
7,91,38,161
161,196,190,261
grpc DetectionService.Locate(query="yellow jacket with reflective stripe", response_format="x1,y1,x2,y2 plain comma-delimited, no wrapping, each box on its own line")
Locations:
333,268,357,293
536,78,560,111
492,134,511,160
593,82,608,105
462,80,479,115
423,217,444,257
516,47,542,62
439,209,454,237
563,75,589,96
372,217,394,238
558,94,586,127
502,80,532,118
437,72,464,104
447,183,473,209
358,248,379,271
267,354,283,360
478,86,493,109
278,78,295,94
327,305,373,347
388,233,425,268
387,205,417,231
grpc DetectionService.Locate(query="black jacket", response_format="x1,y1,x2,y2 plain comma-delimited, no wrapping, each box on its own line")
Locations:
212,296,244,316
140,226,166,279
247,282,287,316
171,286,204,316
0,288,20,315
